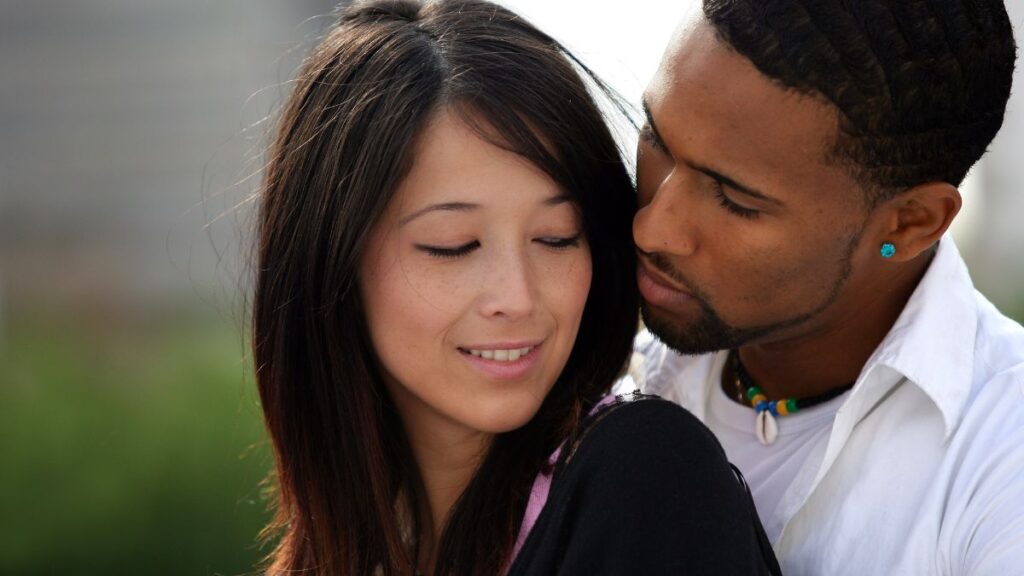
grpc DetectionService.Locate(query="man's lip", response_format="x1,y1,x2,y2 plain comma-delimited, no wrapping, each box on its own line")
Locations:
637,262,697,309
638,261,692,295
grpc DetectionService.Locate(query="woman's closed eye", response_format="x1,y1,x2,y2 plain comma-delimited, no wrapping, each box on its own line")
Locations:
535,234,582,250
415,233,582,260
415,240,480,259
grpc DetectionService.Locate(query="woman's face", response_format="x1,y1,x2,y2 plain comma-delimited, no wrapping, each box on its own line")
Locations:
359,110,592,441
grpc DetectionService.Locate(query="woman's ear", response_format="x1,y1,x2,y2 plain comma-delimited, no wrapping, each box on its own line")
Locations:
873,182,961,262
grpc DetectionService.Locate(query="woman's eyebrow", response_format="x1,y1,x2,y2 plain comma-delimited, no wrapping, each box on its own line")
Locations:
543,193,573,206
399,202,478,226
400,193,571,226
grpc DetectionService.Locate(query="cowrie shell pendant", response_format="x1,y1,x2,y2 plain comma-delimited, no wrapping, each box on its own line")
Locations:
756,410,779,446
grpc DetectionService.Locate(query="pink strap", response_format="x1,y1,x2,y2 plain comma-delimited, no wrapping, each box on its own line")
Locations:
507,394,620,567
510,446,561,561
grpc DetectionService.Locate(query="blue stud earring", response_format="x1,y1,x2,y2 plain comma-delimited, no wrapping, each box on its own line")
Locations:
880,242,896,259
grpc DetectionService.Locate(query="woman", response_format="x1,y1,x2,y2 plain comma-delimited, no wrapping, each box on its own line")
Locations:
252,0,779,574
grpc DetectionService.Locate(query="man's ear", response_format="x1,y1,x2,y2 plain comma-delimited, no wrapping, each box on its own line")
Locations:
875,182,961,262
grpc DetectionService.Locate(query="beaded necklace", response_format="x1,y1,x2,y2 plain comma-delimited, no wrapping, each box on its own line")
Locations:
731,350,855,446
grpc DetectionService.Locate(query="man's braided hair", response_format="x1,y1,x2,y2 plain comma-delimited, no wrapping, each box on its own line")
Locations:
704,0,1017,205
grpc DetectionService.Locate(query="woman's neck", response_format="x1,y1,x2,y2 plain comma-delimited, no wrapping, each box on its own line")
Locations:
404,414,492,574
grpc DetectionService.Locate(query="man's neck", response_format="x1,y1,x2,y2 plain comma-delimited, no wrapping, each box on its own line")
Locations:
733,255,933,400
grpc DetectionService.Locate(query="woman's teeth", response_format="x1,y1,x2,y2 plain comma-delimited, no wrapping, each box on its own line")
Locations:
466,346,533,362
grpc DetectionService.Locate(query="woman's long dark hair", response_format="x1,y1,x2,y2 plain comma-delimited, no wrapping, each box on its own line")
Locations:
253,1,638,573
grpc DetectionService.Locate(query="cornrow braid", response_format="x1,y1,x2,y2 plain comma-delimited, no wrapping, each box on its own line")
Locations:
704,0,1017,205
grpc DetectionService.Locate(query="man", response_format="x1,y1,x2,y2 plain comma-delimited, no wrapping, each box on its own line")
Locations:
631,0,1022,573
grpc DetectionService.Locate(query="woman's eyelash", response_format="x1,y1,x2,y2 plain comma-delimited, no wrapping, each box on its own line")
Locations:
536,234,582,249
416,235,582,259
416,241,480,259
712,182,760,219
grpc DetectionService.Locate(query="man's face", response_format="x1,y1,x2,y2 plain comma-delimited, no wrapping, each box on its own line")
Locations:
636,17,881,355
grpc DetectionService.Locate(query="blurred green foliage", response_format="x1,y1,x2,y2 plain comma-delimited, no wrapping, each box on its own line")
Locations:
1010,299,1024,329
0,313,272,576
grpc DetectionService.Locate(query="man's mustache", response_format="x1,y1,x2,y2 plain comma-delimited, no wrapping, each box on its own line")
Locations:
639,250,693,291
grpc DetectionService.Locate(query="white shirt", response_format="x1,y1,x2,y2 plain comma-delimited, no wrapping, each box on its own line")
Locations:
633,237,1024,575
705,365,847,536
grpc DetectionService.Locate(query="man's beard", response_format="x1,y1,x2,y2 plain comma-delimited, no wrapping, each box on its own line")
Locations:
640,231,860,356
641,297,779,356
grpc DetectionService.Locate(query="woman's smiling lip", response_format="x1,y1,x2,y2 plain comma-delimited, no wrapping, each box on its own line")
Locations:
458,340,544,380
637,262,695,308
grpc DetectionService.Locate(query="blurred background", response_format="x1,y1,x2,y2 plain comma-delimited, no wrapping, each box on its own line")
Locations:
1,1,1021,574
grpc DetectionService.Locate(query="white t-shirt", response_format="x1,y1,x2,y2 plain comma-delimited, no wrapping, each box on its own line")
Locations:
703,354,846,537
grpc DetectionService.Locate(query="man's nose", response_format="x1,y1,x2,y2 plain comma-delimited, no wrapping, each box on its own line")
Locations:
634,178,698,257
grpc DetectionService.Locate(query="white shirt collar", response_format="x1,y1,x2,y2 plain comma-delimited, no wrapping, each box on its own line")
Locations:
858,236,977,438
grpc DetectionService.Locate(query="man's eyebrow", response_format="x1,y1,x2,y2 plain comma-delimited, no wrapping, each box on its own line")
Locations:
399,202,478,225
642,97,782,207
641,99,668,150
687,161,782,206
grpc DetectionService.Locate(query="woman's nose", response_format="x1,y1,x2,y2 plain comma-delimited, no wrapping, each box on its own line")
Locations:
477,249,536,320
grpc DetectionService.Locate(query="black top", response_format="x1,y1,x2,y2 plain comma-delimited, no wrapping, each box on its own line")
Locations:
507,396,781,575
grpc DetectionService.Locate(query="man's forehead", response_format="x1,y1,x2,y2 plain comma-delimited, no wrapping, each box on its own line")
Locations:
644,16,854,206
658,17,770,96
670,12,718,58
650,19,834,137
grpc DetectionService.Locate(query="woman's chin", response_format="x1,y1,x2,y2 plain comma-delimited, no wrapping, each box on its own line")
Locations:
464,396,546,435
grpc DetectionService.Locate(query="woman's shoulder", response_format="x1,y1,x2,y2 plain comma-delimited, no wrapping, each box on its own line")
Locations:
551,393,747,511
569,393,728,472
592,392,708,428
509,393,776,575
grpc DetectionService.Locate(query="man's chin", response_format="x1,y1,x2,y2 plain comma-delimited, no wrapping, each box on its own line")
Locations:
640,303,735,356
